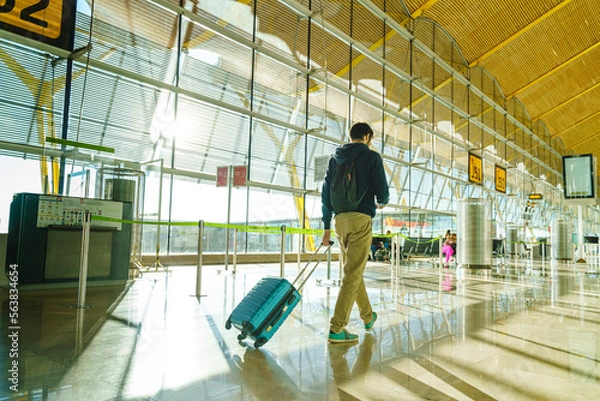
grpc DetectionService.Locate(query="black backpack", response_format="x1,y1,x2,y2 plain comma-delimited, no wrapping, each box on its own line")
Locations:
330,160,367,213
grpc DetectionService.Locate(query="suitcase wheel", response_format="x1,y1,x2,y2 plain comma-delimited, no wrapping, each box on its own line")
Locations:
225,319,232,330
240,322,254,338
254,338,266,348
237,333,246,341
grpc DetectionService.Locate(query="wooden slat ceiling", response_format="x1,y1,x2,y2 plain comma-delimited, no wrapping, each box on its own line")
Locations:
89,0,599,175
404,0,600,157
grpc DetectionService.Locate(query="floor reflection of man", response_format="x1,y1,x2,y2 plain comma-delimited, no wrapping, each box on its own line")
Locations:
329,333,376,394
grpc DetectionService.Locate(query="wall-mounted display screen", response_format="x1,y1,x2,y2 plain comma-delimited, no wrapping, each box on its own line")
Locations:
563,154,595,199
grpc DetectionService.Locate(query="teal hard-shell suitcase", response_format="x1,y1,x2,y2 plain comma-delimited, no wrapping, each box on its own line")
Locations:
225,242,332,348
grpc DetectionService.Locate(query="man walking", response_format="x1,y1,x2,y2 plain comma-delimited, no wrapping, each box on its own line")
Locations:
321,122,390,343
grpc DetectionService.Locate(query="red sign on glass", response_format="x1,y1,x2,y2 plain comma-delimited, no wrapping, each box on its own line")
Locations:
233,165,248,187
216,166,229,187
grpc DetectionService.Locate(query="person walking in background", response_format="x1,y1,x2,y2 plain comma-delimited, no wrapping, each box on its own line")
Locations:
321,122,390,343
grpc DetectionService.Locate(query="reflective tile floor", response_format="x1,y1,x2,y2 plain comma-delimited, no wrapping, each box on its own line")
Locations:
2,258,600,400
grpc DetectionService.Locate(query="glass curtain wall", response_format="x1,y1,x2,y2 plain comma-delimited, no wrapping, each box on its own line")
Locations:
0,0,595,254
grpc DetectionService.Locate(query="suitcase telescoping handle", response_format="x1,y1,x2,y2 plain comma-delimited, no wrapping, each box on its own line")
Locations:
292,241,334,292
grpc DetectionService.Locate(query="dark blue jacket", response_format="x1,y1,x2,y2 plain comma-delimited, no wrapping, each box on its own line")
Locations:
321,143,390,229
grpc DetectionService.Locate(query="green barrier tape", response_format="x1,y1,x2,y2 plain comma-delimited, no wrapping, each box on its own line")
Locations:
95,215,533,248
91,215,328,235
94,215,440,240
286,227,325,235
91,215,197,226
206,222,282,233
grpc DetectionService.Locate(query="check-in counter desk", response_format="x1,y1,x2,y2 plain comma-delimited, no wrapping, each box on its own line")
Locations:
5,193,132,287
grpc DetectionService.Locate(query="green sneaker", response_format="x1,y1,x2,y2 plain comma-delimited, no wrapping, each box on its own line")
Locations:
365,312,377,331
328,329,359,343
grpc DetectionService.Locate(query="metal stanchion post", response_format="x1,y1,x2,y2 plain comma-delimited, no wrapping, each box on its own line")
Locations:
225,165,233,271
530,240,534,264
390,234,395,286
396,234,400,267
297,232,301,272
76,211,92,308
75,308,85,354
280,225,286,277
542,241,546,262
393,233,397,271
195,220,206,298
326,244,332,280
393,233,400,288
439,237,443,269
233,228,238,274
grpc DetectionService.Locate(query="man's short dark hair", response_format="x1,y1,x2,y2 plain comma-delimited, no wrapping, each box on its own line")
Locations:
349,122,373,140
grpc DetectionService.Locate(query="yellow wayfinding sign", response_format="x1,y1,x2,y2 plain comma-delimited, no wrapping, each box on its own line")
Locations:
495,165,506,193
0,0,76,50
468,153,483,184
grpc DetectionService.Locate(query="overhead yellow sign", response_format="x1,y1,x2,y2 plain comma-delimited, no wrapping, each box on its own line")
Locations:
528,192,543,200
468,153,483,184
495,165,506,193
0,0,76,50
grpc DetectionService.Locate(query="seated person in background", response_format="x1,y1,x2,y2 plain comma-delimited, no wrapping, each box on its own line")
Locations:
442,233,456,263
374,241,388,261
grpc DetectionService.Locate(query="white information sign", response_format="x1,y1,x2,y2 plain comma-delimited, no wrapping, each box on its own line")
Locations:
37,196,124,230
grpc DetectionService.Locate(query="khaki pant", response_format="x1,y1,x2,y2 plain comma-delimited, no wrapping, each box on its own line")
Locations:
330,212,373,333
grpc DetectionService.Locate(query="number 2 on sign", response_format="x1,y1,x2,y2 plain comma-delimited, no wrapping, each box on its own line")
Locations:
0,0,62,39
